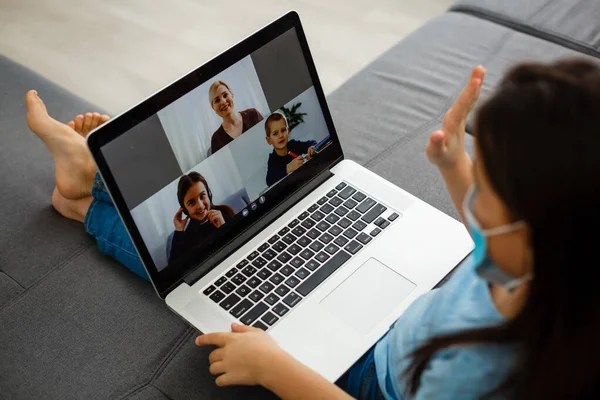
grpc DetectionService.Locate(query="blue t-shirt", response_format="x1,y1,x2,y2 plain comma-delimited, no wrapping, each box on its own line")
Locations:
374,255,517,399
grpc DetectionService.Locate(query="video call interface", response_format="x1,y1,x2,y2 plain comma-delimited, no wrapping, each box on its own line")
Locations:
101,28,333,272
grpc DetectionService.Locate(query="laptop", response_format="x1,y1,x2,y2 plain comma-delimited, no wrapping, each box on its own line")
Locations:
87,11,472,382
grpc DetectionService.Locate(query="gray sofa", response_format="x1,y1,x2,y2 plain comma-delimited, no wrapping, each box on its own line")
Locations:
1,1,598,398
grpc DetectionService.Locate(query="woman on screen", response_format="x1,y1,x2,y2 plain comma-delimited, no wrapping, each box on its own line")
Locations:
209,80,263,154
170,172,235,261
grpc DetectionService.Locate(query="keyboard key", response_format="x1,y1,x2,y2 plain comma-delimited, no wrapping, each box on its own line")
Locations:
259,281,275,294
236,259,249,268
273,303,289,317
272,241,287,253
288,219,300,228
317,196,328,205
240,302,269,325
320,203,334,214
277,251,292,263
325,243,340,255
370,227,382,237
325,213,340,224
282,234,297,245
298,211,310,220
295,268,310,279
308,204,319,213
249,290,264,302
297,251,351,296
329,196,343,207
231,274,247,286
242,266,257,277
275,284,291,297
209,290,225,303
300,249,315,260
258,243,270,252
280,265,294,276
253,321,268,330
305,259,320,271
252,257,267,268
283,292,302,307
338,218,352,228
316,252,330,263
225,268,238,278
353,220,367,231
203,285,216,296
292,226,307,237
262,249,276,260
301,218,316,229
264,293,279,305
235,285,251,297
319,232,334,244
316,221,331,232
334,236,349,247
307,229,321,240
362,204,387,223
338,186,357,199
297,236,312,247
328,225,343,236
343,228,359,239
257,269,272,280
269,273,285,285
334,206,349,216
247,277,261,288
285,276,301,288
215,276,227,286
219,293,241,311
268,235,280,244
343,199,358,209
352,191,367,202
326,189,337,198
389,212,400,221
356,198,376,213
311,211,325,221
267,260,282,271
221,282,235,294
290,257,305,268
336,182,347,190
278,227,290,236
374,217,386,227
309,240,325,252
380,220,391,229
261,312,279,326
347,210,361,221
344,240,363,255
230,299,253,318
248,251,260,260
357,232,373,245
288,244,302,255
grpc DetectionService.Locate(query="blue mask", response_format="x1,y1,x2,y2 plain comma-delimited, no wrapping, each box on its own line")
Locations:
462,185,532,292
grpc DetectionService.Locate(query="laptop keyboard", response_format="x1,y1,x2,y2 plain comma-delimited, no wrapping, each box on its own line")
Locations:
201,182,401,331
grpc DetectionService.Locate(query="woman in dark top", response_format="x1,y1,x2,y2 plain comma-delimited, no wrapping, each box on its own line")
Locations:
208,80,263,154
170,172,235,262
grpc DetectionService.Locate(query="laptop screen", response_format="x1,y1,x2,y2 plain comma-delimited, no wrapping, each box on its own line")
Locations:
90,14,342,295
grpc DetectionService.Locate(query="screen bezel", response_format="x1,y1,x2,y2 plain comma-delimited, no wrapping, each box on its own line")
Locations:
87,11,344,298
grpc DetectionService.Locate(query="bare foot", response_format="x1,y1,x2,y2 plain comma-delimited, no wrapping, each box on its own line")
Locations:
68,112,110,138
51,187,92,223
26,90,97,199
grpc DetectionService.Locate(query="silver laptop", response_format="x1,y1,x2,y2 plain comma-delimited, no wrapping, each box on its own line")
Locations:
87,12,472,382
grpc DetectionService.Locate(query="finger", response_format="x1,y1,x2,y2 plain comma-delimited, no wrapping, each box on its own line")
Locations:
82,112,93,135
208,348,224,363
175,207,184,218
195,332,231,347
453,66,486,119
231,323,260,333
74,114,84,133
209,361,226,376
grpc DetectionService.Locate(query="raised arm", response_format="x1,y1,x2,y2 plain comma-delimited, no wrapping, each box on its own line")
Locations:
426,66,486,224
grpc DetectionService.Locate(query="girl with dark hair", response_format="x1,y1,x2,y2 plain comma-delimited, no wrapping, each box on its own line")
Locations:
170,172,235,261
195,60,600,399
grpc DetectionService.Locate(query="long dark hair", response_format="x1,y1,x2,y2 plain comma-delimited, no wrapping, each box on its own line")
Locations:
177,172,235,220
405,59,600,398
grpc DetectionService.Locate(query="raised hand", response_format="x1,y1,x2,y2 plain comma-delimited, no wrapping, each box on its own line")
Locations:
426,66,486,169
286,156,304,174
173,207,189,231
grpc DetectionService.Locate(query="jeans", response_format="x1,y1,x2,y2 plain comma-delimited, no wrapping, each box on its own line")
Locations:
84,173,149,280
338,346,386,400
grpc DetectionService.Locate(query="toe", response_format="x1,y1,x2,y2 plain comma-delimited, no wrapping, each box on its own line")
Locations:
26,90,56,135
74,115,84,134
25,90,48,115
90,112,101,131
68,121,75,129
100,114,110,123
82,113,93,135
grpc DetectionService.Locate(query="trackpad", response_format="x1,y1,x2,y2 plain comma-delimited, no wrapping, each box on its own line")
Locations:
320,258,416,336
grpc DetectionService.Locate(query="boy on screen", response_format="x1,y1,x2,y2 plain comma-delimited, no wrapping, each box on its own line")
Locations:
265,112,316,186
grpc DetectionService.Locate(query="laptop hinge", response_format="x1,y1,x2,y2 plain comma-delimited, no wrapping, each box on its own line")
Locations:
182,166,337,287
